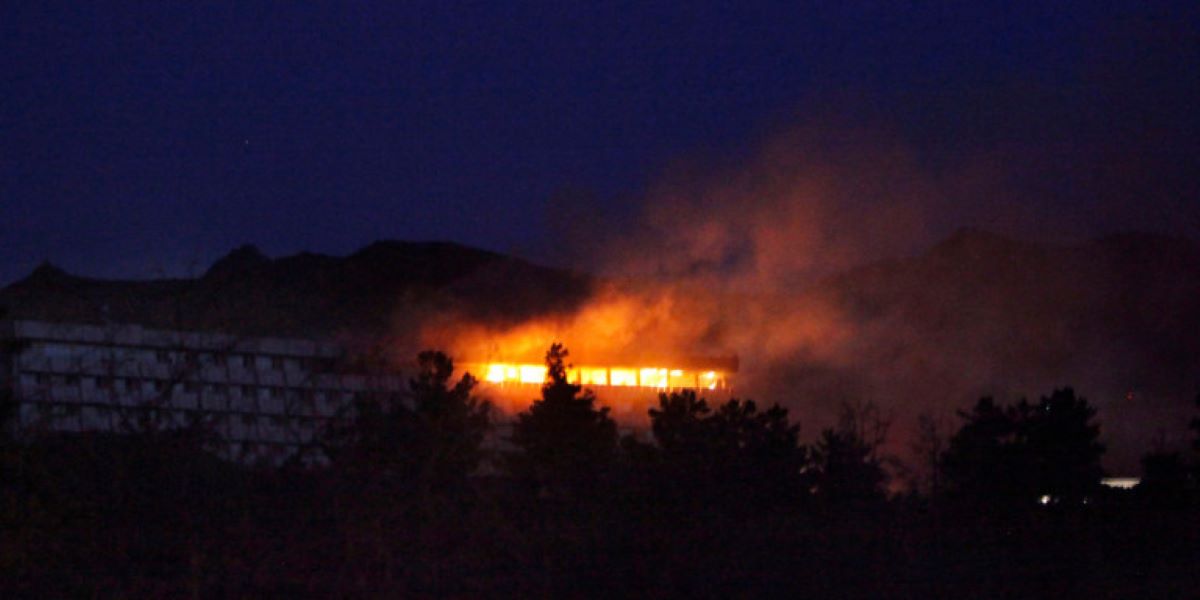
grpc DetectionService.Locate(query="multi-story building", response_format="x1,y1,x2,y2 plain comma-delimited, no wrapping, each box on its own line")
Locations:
0,318,741,463
0,319,404,464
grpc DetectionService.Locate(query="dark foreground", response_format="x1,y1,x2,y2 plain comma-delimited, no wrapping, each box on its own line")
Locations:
3,352,1199,598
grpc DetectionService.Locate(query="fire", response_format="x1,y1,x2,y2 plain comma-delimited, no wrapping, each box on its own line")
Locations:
476,362,729,391
482,364,547,385
417,284,744,421
467,358,733,423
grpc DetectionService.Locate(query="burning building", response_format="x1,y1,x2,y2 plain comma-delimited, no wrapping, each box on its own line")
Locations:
460,353,738,422
418,280,744,421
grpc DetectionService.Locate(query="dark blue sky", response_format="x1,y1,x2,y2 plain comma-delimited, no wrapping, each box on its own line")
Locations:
3,1,1196,284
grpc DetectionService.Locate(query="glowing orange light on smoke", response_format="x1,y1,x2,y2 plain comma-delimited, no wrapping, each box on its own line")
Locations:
421,284,741,422
476,362,726,393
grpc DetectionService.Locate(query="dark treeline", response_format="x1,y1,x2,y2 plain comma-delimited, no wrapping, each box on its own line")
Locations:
2,344,1199,597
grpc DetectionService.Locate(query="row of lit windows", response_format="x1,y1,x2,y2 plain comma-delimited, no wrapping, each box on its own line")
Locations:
481,363,728,390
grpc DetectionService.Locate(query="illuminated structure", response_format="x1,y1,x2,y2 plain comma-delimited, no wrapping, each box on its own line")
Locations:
471,358,735,391
0,319,741,458
461,355,738,420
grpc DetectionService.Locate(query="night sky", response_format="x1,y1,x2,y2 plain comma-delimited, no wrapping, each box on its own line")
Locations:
3,1,1197,285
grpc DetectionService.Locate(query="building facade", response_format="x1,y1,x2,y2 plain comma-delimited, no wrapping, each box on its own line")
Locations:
0,320,404,464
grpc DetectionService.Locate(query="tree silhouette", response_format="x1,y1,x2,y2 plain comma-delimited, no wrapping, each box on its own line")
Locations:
648,389,713,455
809,401,889,507
1019,388,1104,501
1191,392,1200,454
316,351,492,592
942,388,1104,507
941,396,1019,502
407,351,492,490
0,307,24,443
0,313,17,502
322,350,491,489
508,344,616,493
911,411,947,498
1139,450,1190,507
646,391,807,511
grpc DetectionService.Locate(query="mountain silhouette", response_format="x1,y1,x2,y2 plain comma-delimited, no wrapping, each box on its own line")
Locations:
783,229,1200,474
0,241,593,340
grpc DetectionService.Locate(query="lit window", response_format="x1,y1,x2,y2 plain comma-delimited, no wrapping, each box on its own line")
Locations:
640,368,669,389
667,369,688,389
610,368,638,387
484,364,507,383
579,368,608,386
518,365,545,384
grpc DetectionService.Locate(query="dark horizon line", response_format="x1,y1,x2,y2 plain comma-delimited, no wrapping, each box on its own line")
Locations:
9,225,1198,288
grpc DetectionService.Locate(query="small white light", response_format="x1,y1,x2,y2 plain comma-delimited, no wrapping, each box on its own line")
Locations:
1100,477,1139,490
1039,495,1052,505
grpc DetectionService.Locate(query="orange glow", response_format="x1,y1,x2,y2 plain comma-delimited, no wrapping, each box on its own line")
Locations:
518,365,545,384
417,283,756,423
640,368,668,389
609,368,638,387
474,361,727,392
484,364,509,383
579,367,608,386
469,360,727,424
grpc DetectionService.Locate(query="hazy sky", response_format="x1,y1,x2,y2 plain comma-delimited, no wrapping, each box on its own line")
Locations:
3,1,1196,284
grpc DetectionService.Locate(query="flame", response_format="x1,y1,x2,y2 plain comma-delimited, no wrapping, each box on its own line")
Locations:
467,357,731,422
414,277,852,423
474,362,726,391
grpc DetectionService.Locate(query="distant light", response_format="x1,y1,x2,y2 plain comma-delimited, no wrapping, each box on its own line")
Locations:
1101,477,1140,490
1038,494,1052,505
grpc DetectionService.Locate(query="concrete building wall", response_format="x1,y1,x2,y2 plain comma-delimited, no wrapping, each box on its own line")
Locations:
1,320,404,464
